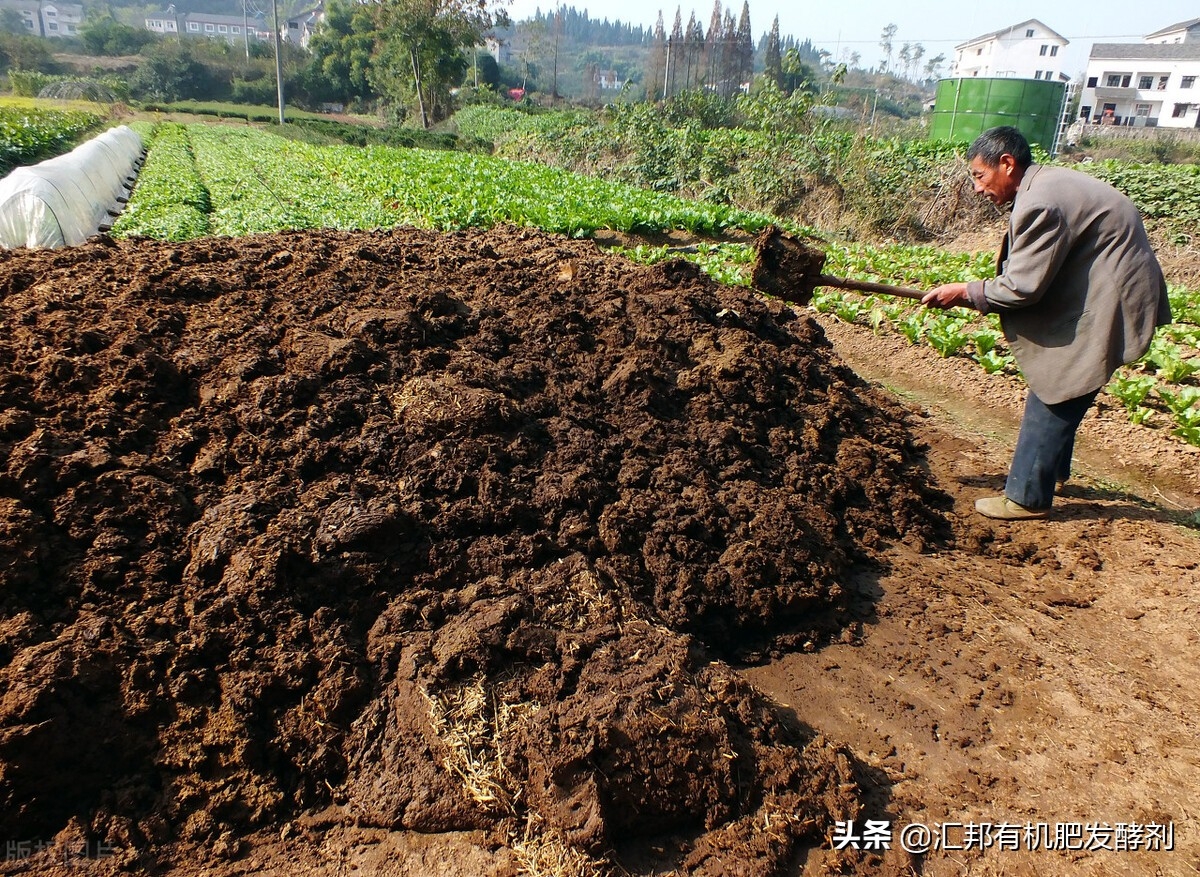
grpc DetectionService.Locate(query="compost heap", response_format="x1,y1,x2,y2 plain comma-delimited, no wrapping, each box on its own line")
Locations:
0,226,947,873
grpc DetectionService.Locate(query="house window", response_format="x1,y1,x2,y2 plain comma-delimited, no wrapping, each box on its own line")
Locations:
204,23,214,31
1050,46,1058,56
1122,74,1131,87
1045,70,1054,81
22,19,31,27
187,21,199,31
231,25,239,33
1183,76,1196,88
47,21,57,29
1135,103,1151,117
1080,105,1092,119
1107,74,1132,88
1174,103,1190,118
1039,45,1048,56
1026,28,1034,37
976,48,982,56
217,24,227,32
1087,76,1098,88
1158,76,1169,90
1139,75,1153,89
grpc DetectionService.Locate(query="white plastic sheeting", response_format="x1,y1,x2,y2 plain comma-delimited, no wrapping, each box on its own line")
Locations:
0,125,144,250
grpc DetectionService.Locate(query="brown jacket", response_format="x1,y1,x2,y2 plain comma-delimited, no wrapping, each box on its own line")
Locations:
966,164,1171,405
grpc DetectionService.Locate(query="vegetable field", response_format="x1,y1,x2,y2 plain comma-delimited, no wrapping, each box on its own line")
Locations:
0,102,103,174
114,122,771,240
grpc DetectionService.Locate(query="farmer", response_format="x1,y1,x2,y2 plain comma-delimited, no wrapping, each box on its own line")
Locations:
922,125,1171,520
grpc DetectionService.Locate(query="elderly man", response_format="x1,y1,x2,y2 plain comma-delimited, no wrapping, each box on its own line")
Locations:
923,126,1171,520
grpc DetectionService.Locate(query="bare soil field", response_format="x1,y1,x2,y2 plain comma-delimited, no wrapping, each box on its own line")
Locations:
0,226,1197,877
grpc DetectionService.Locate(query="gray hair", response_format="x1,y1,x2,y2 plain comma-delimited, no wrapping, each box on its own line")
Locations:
967,126,1033,169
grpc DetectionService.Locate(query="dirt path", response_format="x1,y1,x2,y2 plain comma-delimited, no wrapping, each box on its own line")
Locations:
747,313,1200,876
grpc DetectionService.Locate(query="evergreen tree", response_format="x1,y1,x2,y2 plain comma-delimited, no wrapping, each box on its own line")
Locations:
735,1,752,92
684,11,703,90
703,0,722,90
763,15,782,90
664,8,682,98
718,8,735,96
645,10,665,100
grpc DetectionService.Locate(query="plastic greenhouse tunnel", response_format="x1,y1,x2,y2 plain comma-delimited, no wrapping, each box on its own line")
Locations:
0,125,144,250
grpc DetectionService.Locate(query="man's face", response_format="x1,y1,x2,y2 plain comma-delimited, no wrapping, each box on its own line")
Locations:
969,154,1022,206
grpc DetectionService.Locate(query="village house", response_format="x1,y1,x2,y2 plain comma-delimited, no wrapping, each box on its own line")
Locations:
1078,18,1200,128
284,4,323,48
144,5,268,45
0,0,82,37
951,18,1071,82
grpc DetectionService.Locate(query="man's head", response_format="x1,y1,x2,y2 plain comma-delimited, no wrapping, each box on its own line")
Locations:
966,126,1033,206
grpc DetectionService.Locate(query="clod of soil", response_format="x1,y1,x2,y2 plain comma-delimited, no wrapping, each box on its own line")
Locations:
749,225,829,305
0,226,948,873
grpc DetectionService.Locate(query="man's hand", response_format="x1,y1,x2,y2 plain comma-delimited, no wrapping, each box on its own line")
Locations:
922,282,970,309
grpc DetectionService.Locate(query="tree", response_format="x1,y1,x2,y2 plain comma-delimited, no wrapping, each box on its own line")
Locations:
923,52,945,82
80,15,157,56
717,8,735,96
683,11,703,91
0,33,56,71
879,22,897,73
780,46,815,96
644,11,665,100
0,9,27,36
128,43,213,102
762,15,781,90
702,0,721,90
300,0,378,105
371,0,506,128
910,43,925,81
472,48,499,89
734,1,752,93
550,5,564,99
667,7,683,98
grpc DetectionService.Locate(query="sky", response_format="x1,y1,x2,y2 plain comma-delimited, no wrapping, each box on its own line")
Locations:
500,0,1199,79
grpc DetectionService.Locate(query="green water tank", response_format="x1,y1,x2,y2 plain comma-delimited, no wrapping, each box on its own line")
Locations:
929,77,1067,153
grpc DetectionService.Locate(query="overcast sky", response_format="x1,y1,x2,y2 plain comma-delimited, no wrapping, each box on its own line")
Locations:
501,0,1198,77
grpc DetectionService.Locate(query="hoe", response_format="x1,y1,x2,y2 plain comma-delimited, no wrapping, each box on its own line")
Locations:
750,225,929,306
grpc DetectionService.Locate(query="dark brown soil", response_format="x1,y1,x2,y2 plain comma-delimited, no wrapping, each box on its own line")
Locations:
0,226,949,874
749,226,827,306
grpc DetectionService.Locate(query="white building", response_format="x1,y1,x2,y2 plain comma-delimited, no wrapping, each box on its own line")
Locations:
143,7,179,36
285,4,323,48
0,0,84,37
38,1,81,36
1078,20,1200,129
0,0,45,36
1145,17,1200,45
144,5,268,44
951,18,1070,82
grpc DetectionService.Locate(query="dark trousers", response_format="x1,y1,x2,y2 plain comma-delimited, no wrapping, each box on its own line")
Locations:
1006,388,1100,510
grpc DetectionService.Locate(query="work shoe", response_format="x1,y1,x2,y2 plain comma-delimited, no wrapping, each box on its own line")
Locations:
974,495,1050,520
